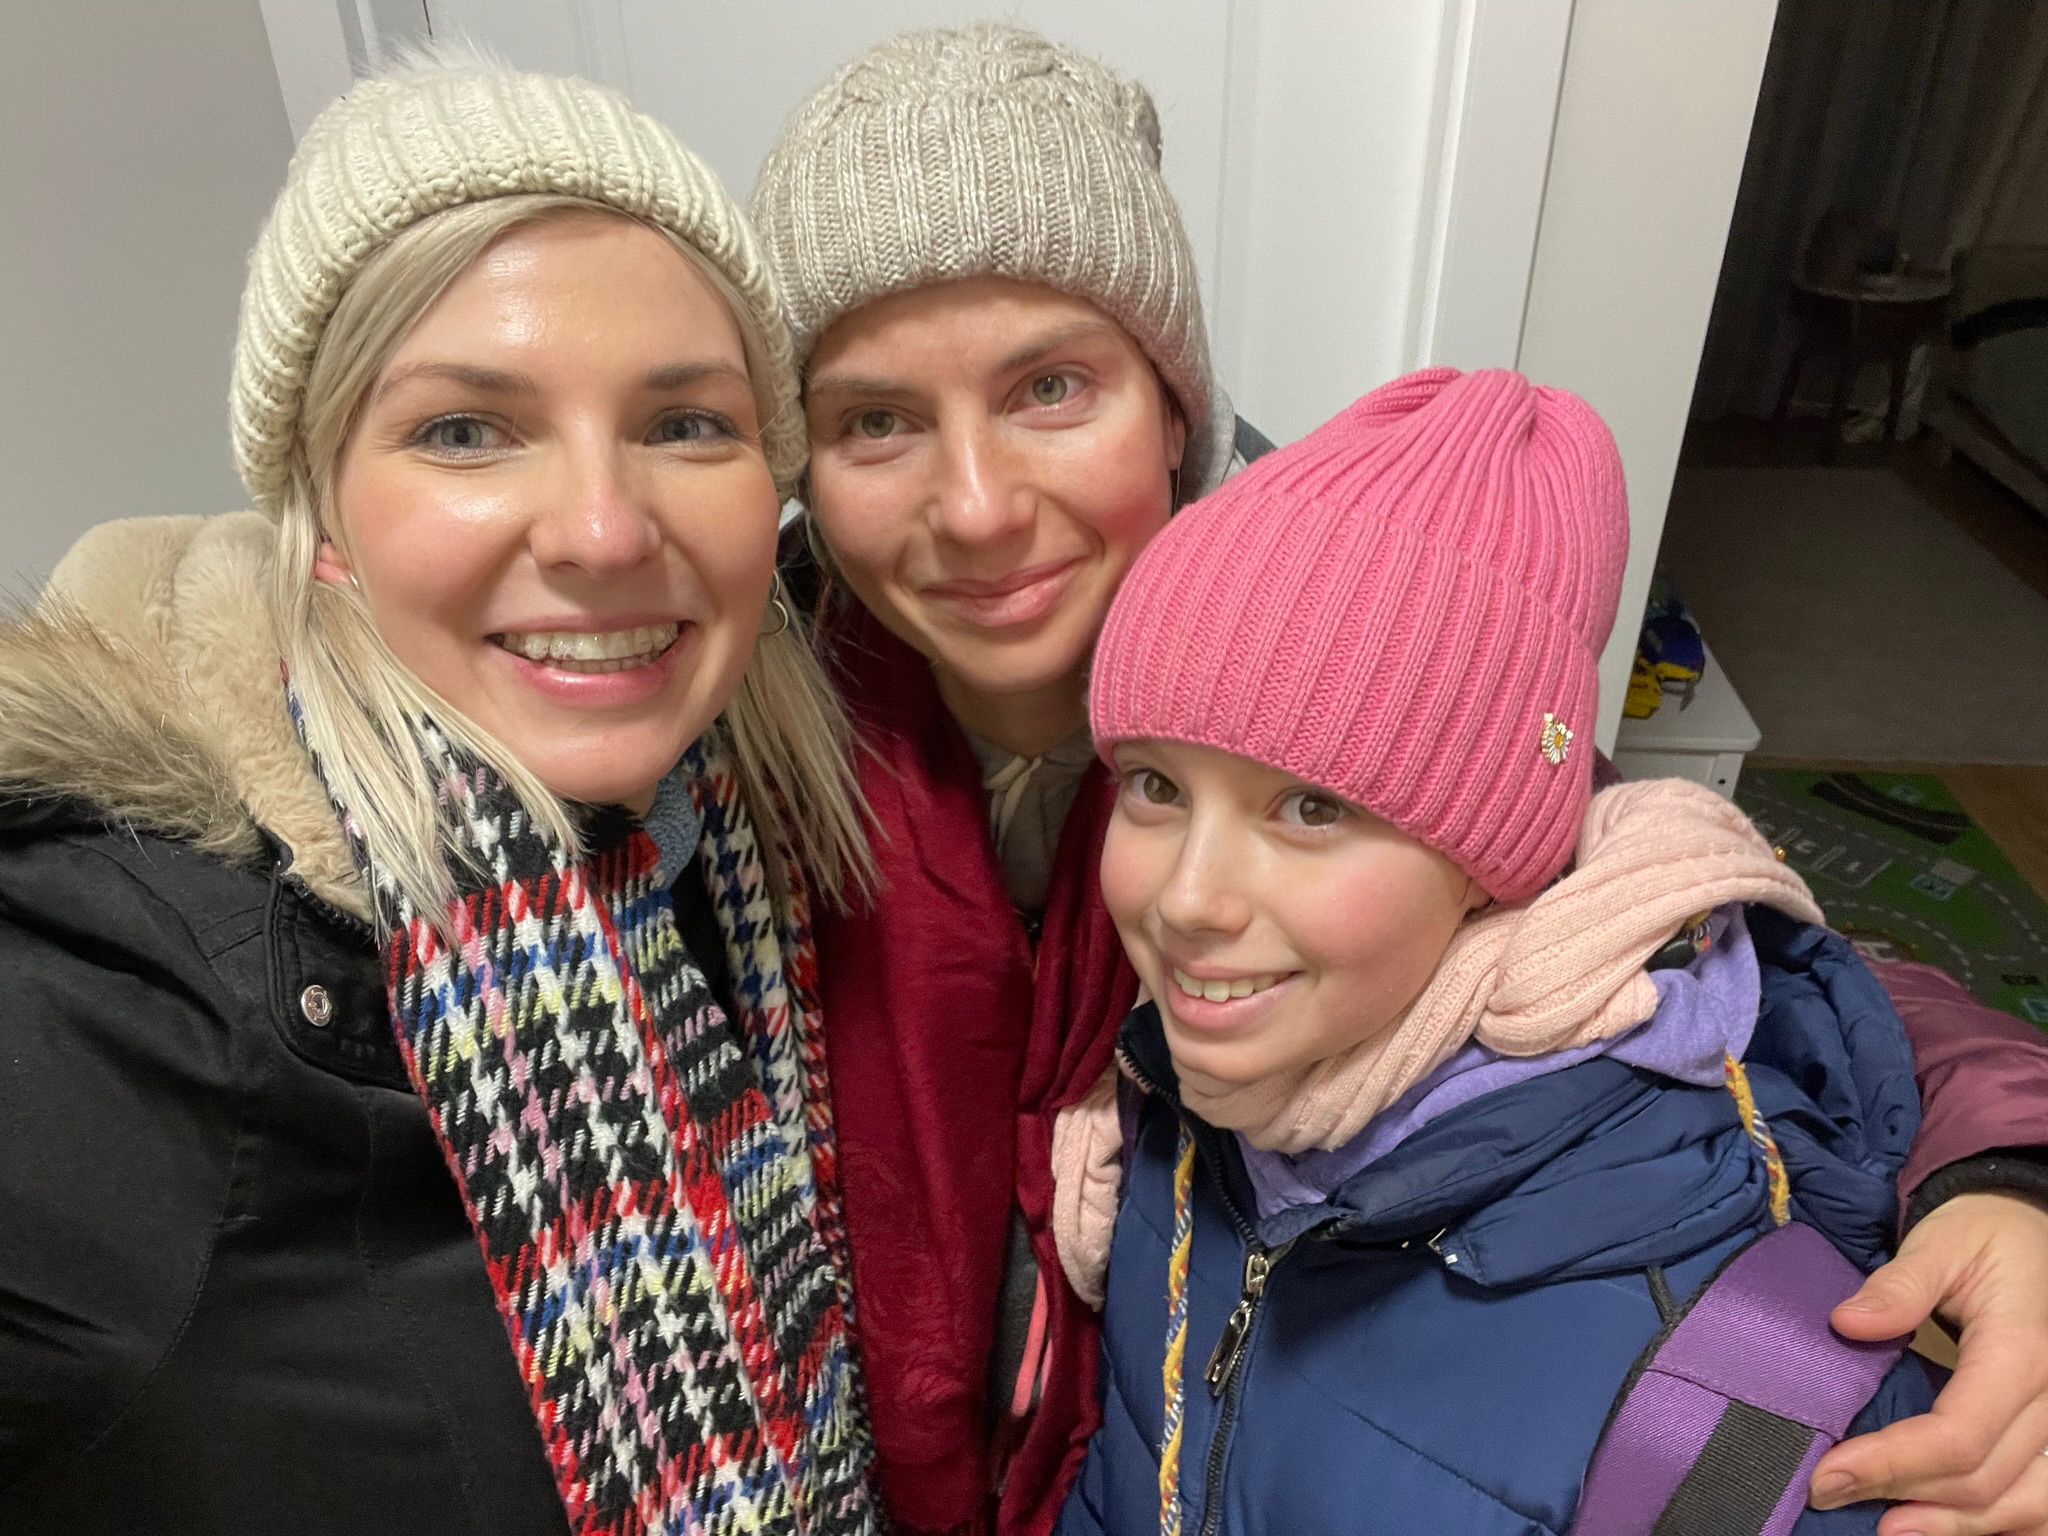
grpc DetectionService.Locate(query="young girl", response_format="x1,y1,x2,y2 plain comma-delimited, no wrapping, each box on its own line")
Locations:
1053,367,1938,1534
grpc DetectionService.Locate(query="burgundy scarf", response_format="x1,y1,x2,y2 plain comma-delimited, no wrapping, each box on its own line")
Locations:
813,607,1136,1536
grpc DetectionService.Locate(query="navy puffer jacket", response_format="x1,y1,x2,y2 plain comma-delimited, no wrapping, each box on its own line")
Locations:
1057,911,1938,1536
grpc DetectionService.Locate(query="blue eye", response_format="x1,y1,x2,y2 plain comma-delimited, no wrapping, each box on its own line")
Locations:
415,415,505,454
851,409,899,440
1030,374,1072,406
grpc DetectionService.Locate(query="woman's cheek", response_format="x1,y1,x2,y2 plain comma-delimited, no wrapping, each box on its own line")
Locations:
805,468,897,584
696,474,782,588
1066,431,1172,559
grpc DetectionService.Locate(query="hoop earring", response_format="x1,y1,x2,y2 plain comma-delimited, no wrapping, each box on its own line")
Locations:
1169,464,1183,512
761,596,792,638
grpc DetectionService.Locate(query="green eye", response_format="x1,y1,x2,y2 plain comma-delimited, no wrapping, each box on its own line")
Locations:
855,410,897,439
1030,374,1070,406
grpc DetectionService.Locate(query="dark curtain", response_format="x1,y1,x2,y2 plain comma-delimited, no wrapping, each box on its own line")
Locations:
1692,0,2048,421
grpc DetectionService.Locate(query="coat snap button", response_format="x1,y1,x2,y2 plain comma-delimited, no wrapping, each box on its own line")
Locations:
300,984,335,1028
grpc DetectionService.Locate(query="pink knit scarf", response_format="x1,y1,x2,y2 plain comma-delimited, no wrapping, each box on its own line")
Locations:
1050,779,1823,1303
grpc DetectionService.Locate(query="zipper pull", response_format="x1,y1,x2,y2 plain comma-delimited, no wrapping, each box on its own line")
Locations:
1204,1247,1272,1396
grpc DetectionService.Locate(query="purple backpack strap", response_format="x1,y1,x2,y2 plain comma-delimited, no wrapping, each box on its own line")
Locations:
1572,1223,1907,1536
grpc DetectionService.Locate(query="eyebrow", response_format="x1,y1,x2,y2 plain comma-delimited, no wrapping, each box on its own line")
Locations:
994,320,1124,376
641,360,752,392
806,320,1126,403
374,358,750,402
375,361,537,400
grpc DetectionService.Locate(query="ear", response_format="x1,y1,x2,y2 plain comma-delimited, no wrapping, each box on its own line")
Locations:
312,537,354,590
1149,367,1189,476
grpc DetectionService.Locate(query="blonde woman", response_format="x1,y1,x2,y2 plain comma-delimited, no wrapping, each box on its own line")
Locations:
0,51,873,1535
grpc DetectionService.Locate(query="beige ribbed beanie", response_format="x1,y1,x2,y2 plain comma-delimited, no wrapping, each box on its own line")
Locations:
750,24,1235,499
231,45,801,515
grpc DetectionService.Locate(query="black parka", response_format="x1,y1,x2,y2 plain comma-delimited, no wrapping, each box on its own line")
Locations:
0,514,733,1532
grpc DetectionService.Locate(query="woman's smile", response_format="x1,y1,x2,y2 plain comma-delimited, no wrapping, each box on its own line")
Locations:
490,621,682,670
920,557,1081,631
486,618,693,708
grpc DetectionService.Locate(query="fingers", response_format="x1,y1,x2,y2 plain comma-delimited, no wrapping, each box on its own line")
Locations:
1822,1192,2048,1527
1876,1439,2048,1536
1832,1249,1951,1341
1816,1352,2048,1513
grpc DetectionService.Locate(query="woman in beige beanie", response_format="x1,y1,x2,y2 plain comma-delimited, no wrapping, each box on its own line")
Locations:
0,46,876,1535
749,23,2048,1536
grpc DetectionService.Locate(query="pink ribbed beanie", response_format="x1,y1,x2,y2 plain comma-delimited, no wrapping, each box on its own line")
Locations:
1090,367,1630,902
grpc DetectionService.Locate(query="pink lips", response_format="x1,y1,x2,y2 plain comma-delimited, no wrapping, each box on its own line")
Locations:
1160,973,1298,1036
922,559,1081,630
488,625,692,710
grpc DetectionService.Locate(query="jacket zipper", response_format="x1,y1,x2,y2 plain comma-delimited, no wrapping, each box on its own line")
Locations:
1120,1045,1464,1532
1203,1243,1280,1396
1195,1232,1295,1536
283,869,377,945
1118,1046,1298,1535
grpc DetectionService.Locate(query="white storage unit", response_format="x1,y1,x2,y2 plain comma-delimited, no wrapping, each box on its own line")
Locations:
1611,640,1762,798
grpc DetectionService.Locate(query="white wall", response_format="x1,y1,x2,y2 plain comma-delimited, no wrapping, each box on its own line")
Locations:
1212,0,1456,440
1516,0,1778,750
0,0,294,593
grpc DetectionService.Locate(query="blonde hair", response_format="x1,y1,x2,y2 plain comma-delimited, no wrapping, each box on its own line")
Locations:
272,193,868,925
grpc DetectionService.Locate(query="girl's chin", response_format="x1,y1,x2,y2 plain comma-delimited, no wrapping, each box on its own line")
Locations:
1163,1042,1271,1098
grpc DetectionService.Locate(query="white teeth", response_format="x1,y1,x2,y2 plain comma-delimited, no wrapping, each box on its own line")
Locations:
1171,967,1284,1002
497,623,679,670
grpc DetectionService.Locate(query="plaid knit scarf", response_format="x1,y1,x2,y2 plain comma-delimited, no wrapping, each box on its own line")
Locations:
295,697,875,1536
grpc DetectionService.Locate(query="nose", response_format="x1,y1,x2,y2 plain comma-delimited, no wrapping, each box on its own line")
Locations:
1153,812,1253,941
528,438,663,578
929,418,1034,550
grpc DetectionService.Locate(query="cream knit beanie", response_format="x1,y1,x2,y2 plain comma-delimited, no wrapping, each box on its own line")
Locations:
231,44,801,515
749,23,1235,499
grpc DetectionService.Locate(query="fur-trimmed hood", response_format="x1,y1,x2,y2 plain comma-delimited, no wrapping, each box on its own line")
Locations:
0,512,366,916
